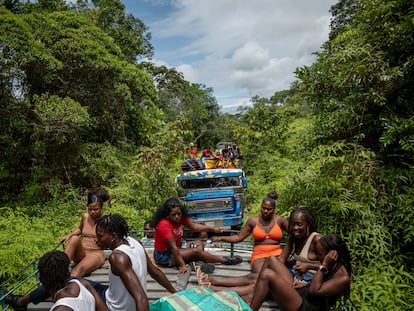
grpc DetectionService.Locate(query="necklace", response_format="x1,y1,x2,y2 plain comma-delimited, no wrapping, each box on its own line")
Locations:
294,235,309,254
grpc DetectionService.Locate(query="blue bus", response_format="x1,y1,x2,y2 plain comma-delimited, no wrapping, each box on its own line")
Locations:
176,168,248,229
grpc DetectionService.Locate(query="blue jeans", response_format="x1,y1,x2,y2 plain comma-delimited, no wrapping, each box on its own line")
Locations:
185,158,203,169
185,159,196,169
154,249,172,267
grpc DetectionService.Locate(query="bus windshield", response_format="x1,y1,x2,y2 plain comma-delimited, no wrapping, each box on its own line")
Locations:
179,176,242,189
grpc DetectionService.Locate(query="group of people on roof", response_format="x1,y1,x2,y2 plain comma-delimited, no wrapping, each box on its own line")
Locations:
5,188,352,311
200,191,352,311
184,142,241,170
6,189,175,311
148,190,352,311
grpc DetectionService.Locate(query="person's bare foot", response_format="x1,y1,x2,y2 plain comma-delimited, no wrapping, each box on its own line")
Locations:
195,265,211,288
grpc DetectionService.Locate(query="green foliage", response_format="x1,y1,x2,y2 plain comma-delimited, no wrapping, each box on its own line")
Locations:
329,0,359,40
29,0,69,12
33,94,91,138
114,117,190,210
77,141,126,186
30,94,91,189
90,0,153,61
0,200,80,281
286,1,414,307
1,0,24,14
237,86,413,309
296,0,414,166
143,63,222,147
380,115,414,163
0,6,161,200
1,1,414,309
352,261,414,310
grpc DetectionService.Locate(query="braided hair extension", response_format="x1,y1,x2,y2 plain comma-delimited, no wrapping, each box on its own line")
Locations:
319,234,353,308
95,214,129,239
38,251,70,296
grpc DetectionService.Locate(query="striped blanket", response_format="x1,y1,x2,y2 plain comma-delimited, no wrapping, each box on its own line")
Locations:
150,287,252,311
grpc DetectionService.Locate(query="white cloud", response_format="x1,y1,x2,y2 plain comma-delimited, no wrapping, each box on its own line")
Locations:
139,0,336,112
231,42,271,71
176,63,198,83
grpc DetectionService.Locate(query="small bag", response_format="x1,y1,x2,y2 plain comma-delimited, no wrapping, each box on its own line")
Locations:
285,249,296,268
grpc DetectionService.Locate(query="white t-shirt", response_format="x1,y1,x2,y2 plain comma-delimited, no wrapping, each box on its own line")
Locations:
50,279,95,311
106,237,147,311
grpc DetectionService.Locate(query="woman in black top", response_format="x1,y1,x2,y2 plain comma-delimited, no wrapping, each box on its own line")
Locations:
250,234,351,311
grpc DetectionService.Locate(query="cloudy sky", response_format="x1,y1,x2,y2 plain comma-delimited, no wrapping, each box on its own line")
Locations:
123,0,337,113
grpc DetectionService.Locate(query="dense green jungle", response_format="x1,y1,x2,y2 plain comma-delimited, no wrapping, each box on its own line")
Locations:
0,0,413,310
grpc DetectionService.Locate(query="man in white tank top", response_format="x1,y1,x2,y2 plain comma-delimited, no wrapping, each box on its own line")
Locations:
50,279,96,311
6,216,176,311
37,250,107,311
105,237,147,311
95,214,150,311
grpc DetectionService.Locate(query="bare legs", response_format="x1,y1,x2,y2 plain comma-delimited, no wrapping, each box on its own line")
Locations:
176,247,228,264
64,236,85,263
192,258,271,306
208,257,265,287
250,257,303,311
64,236,104,277
210,283,256,305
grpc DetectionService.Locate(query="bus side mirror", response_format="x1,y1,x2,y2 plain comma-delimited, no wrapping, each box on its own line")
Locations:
242,177,248,188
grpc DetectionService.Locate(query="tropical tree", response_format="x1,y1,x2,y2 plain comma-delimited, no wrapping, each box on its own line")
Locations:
89,0,153,62
0,5,159,200
143,63,222,147
296,0,414,165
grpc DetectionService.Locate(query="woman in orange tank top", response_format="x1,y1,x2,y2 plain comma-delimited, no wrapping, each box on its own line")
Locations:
60,188,110,277
206,191,288,296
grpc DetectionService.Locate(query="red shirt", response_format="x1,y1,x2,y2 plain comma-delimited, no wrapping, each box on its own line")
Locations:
202,148,213,157
154,217,190,251
190,148,198,158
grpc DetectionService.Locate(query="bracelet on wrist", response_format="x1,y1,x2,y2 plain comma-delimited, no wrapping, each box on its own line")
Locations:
319,265,329,274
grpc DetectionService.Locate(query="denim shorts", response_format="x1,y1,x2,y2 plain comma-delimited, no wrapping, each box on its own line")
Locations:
154,249,172,267
289,268,314,283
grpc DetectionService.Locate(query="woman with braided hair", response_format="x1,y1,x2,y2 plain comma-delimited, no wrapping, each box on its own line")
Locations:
250,234,352,311
37,250,108,311
87,214,176,309
279,207,322,287
152,197,242,277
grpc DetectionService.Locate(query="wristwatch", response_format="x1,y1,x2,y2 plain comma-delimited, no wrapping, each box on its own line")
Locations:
319,265,328,274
